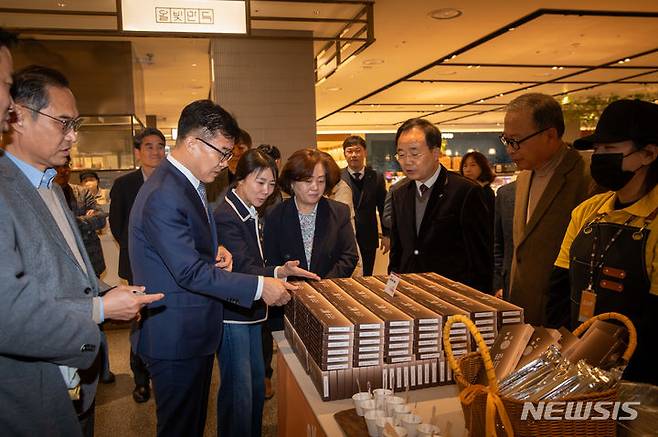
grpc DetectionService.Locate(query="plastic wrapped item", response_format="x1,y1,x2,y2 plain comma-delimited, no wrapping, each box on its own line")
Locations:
617,381,658,437
499,345,624,401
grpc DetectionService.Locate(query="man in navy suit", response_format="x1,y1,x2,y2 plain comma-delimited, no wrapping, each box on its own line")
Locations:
129,100,293,437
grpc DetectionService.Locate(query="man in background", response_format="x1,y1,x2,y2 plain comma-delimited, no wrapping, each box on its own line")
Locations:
340,135,389,276
109,126,166,403
502,93,592,324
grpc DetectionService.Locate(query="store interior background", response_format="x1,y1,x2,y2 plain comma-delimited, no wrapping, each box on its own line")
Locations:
3,0,657,345
1,1,657,435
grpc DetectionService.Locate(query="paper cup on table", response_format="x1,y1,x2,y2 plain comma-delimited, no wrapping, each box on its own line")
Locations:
373,388,393,410
385,395,405,417
365,409,386,437
383,425,408,437
376,416,395,437
360,399,377,416
400,414,422,437
353,392,372,416
416,423,441,437
392,404,411,425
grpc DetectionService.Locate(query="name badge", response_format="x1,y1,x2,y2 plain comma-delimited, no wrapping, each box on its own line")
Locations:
384,272,401,297
578,289,597,322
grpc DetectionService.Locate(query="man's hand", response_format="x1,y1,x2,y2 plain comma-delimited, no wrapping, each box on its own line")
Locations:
276,260,320,281
380,236,391,254
261,277,295,306
102,285,164,321
215,245,233,271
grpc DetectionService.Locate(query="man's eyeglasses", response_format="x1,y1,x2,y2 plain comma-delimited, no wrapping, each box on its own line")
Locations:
499,127,550,151
195,137,233,163
394,151,425,162
19,104,83,133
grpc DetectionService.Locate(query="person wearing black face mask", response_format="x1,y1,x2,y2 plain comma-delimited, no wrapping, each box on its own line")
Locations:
546,99,658,385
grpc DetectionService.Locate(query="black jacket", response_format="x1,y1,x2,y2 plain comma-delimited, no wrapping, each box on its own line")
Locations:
389,166,493,293
109,169,143,282
341,166,388,250
214,189,274,323
264,197,358,279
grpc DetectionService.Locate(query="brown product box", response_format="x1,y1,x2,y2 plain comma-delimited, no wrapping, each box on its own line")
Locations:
564,322,629,369
558,327,580,354
400,274,498,351
373,275,471,356
477,323,534,385
331,278,414,361
419,272,524,326
309,280,384,367
515,326,561,370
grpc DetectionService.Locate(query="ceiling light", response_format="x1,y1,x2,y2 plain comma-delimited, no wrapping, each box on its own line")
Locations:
467,65,473,69
450,54,457,59
191,63,197,67
508,27,516,31
428,8,462,20
624,58,631,62
561,95,570,104
552,66,558,70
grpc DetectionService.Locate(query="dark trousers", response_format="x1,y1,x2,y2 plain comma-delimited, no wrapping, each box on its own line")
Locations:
360,245,377,277
78,401,95,437
130,346,150,386
142,354,214,437
262,323,273,379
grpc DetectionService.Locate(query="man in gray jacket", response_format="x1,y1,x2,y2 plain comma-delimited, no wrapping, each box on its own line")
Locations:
0,62,162,436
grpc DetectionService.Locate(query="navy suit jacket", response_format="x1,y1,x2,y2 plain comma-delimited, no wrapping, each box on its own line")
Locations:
129,159,258,360
109,169,144,282
213,189,275,322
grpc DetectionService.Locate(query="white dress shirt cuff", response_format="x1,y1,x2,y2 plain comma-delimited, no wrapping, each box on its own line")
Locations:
255,276,264,300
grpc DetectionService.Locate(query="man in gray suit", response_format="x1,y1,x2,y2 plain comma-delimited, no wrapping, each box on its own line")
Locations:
0,63,163,436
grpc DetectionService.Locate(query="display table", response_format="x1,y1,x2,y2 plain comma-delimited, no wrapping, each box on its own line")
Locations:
274,332,467,437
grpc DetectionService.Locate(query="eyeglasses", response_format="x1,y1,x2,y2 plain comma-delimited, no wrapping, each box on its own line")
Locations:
499,127,550,151
195,137,233,163
19,104,83,133
394,151,425,162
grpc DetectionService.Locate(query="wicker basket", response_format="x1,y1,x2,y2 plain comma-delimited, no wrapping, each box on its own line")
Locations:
442,312,637,437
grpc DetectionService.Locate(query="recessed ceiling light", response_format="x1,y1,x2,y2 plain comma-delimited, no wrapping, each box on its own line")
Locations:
362,58,384,65
191,63,197,67
429,8,462,20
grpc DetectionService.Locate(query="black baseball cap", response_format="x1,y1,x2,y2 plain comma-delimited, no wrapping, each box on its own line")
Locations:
573,99,658,150
79,171,100,183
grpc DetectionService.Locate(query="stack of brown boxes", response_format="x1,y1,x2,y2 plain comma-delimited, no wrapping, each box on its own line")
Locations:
403,274,498,350
332,278,414,365
283,273,525,401
309,280,384,368
419,272,524,329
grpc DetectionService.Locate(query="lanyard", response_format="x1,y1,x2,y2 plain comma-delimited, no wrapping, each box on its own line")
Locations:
581,202,658,291
583,213,635,290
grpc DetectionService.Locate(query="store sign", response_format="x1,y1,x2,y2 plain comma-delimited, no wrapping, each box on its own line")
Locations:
120,0,247,34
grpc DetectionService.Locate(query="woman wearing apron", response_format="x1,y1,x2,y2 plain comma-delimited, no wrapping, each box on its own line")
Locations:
547,99,658,385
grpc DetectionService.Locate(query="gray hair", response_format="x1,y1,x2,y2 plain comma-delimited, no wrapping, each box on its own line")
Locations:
507,93,565,138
